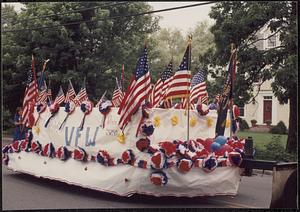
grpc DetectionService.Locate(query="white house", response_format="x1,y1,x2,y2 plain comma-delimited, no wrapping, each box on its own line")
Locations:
240,23,290,127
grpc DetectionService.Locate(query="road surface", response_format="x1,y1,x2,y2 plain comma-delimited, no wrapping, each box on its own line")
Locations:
2,137,273,209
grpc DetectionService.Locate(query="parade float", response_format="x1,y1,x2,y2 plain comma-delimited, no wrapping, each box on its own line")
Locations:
2,41,246,197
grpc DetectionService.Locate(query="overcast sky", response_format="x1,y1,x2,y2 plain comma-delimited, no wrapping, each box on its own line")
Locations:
3,2,215,35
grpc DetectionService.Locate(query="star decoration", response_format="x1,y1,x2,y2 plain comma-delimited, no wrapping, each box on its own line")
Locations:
226,119,231,128
33,126,40,135
153,116,161,127
117,132,126,144
189,117,197,127
171,115,179,126
206,117,213,127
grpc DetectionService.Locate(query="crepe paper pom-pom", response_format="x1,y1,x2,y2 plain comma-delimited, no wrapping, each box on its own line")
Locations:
99,100,113,115
153,116,160,127
228,152,243,166
73,147,88,161
96,150,111,166
176,143,188,157
177,158,193,173
121,149,135,165
80,100,93,115
217,158,228,167
36,102,47,114
2,145,11,154
192,149,209,160
137,160,148,169
159,141,177,158
171,115,178,126
196,104,209,116
31,140,42,154
20,140,30,152
194,158,204,168
11,140,21,153
64,101,76,114
57,146,71,161
225,119,231,128
150,151,166,170
147,146,158,155
202,156,218,173
141,122,154,136
206,117,214,127
49,102,60,114
136,138,151,152
187,140,203,152
117,132,126,144
150,171,168,186
189,117,197,127
42,143,56,158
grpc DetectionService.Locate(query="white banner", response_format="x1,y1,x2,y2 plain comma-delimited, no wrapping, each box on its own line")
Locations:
6,107,241,197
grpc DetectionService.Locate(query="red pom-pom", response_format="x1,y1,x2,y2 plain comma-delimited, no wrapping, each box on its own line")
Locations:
150,151,165,170
159,141,177,158
136,138,150,152
177,158,193,173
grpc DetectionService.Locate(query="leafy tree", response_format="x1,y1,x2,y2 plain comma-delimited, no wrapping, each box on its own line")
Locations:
205,2,297,153
2,2,159,117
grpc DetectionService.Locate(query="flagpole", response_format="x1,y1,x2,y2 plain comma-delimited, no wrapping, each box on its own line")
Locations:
187,35,192,142
229,43,235,138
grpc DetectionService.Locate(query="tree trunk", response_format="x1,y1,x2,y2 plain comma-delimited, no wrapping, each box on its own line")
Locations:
286,90,297,153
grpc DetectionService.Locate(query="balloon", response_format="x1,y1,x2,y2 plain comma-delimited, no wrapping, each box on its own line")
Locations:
215,136,227,146
210,142,221,152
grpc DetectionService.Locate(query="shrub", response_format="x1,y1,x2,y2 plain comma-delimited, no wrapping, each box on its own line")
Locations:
269,121,288,134
238,118,249,131
254,135,296,162
266,120,272,126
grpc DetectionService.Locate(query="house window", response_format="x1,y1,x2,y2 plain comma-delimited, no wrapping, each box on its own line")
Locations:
267,35,276,48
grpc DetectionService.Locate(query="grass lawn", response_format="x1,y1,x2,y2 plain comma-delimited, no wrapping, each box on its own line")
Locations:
237,131,288,150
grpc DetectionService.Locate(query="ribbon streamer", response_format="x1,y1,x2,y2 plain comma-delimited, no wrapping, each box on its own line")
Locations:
44,113,56,128
59,114,70,130
79,114,87,131
34,113,41,126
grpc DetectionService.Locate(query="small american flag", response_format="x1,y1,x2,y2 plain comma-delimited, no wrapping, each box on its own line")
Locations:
165,44,191,99
112,77,124,107
74,80,88,106
22,55,38,127
37,81,48,104
118,45,151,130
54,86,65,105
95,90,107,107
189,70,207,104
64,80,76,103
152,61,174,107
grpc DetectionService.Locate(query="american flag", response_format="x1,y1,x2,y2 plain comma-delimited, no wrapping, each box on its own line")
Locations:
165,44,191,100
152,61,174,107
215,49,237,136
150,79,163,107
22,56,38,127
118,45,151,130
95,90,107,107
112,77,124,107
54,86,65,105
36,81,48,104
64,80,76,103
74,80,88,106
189,70,207,104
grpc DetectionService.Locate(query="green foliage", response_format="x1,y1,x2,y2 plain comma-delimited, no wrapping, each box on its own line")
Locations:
2,2,159,115
238,118,249,131
270,121,288,134
254,135,297,162
206,2,297,152
2,106,14,131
